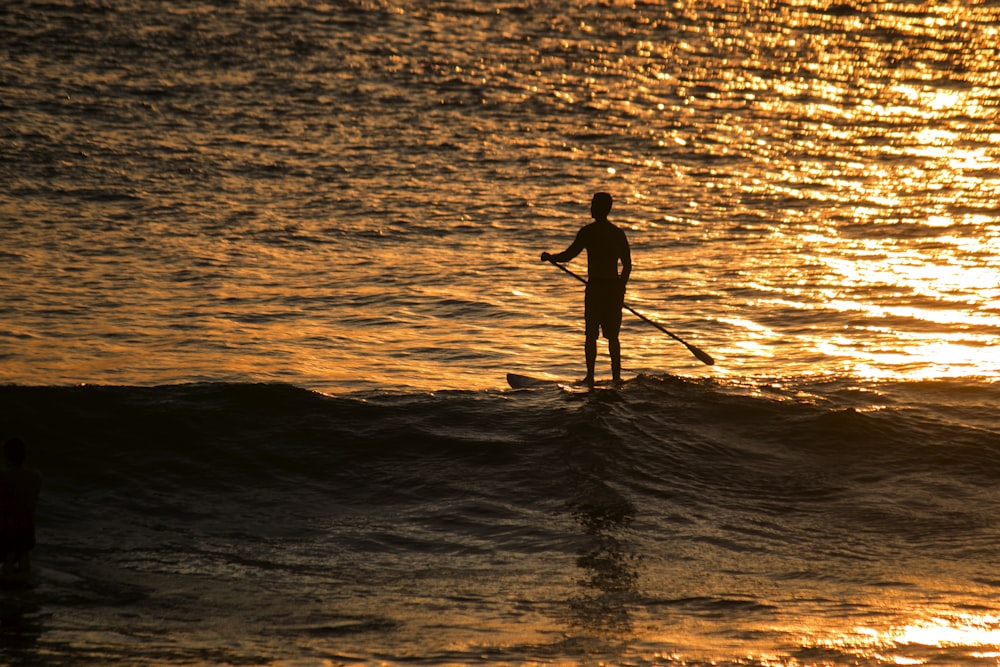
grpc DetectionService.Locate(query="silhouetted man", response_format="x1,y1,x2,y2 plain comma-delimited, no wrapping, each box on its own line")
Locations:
542,192,632,385
1,438,42,579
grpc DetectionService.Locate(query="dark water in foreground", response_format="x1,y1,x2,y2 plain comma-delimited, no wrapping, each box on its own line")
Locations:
2,378,1000,665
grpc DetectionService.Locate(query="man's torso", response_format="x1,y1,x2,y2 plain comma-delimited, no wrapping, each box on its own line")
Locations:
578,220,628,286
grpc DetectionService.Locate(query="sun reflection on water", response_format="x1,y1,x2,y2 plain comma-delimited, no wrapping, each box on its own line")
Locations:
803,612,1000,665
893,613,1000,649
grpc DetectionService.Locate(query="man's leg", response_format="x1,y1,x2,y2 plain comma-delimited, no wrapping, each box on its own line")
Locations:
584,294,599,385
605,297,624,382
609,337,621,382
584,334,597,385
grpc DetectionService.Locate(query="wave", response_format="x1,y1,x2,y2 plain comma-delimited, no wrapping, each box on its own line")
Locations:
3,377,997,525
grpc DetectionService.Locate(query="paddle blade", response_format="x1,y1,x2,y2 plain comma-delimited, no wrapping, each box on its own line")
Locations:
688,344,715,366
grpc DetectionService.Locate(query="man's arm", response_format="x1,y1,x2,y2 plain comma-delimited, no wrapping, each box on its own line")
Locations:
541,228,586,264
619,232,632,290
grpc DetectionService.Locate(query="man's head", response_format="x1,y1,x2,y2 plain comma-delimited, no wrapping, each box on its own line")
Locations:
591,192,613,219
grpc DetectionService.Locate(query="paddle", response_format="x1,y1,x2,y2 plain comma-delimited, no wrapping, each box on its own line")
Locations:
545,259,715,366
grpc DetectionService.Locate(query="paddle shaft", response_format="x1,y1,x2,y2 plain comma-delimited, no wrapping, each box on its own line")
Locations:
545,259,715,366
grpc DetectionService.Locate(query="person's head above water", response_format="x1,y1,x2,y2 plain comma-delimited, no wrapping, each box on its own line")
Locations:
591,192,613,220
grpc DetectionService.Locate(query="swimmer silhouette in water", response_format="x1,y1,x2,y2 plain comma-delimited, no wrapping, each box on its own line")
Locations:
1,438,42,579
542,192,632,385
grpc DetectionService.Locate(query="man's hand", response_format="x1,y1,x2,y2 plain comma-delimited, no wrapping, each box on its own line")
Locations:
540,252,552,262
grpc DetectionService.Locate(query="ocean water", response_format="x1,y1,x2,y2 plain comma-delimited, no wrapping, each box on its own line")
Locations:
2,0,1000,665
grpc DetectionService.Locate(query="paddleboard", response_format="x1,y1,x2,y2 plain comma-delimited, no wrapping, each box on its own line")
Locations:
557,380,626,393
506,373,628,391
506,373,559,389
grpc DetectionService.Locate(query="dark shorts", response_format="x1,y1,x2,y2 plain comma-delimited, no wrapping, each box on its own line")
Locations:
585,284,624,339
